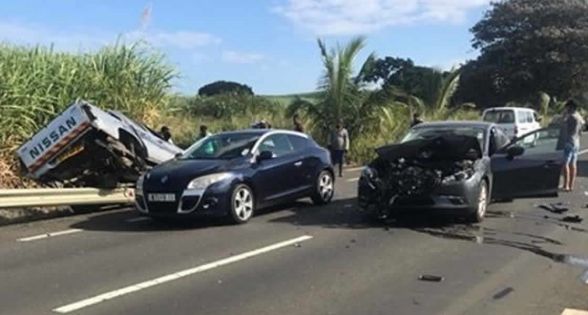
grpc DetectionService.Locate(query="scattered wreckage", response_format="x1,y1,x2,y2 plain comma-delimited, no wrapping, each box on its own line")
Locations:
358,121,564,222
17,101,182,188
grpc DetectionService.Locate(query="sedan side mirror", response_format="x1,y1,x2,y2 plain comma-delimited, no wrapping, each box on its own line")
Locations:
257,150,274,162
506,145,525,159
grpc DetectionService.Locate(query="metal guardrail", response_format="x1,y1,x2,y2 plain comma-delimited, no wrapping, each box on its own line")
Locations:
0,187,135,209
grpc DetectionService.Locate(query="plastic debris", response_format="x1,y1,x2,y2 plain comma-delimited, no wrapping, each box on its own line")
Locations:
418,274,444,282
294,243,302,248
538,203,569,214
562,215,583,223
493,287,514,300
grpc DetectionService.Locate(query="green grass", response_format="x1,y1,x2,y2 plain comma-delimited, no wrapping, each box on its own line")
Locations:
0,42,176,153
261,91,321,106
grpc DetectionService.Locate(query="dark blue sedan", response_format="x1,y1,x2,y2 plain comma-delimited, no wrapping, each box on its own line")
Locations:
135,129,335,223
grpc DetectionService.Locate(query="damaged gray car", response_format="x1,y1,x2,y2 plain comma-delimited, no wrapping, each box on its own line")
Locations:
358,121,563,222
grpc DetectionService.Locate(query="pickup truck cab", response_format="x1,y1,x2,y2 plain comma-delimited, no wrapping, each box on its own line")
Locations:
482,107,541,139
17,101,182,187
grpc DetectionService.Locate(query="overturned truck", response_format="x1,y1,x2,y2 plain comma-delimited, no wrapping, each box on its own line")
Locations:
17,101,182,188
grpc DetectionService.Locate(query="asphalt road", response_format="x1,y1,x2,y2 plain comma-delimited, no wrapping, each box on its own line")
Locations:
2,156,588,314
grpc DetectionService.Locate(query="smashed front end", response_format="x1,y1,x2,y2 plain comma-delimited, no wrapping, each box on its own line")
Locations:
358,135,483,218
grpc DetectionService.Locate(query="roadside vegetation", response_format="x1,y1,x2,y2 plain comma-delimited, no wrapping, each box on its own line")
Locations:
1,0,586,188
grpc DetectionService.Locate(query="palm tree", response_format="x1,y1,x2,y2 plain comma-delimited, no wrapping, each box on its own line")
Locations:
288,37,388,140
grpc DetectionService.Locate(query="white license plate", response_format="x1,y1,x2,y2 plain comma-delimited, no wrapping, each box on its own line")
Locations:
148,193,176,202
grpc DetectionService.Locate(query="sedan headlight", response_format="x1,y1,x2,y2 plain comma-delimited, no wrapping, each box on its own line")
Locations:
187,172,233,190
136,174,145,192
441,170,473,185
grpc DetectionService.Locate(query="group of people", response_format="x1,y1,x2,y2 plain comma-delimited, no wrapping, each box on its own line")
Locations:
158,125,211,145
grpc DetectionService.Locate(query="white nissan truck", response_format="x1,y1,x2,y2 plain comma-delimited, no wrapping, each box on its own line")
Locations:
17,101,182,187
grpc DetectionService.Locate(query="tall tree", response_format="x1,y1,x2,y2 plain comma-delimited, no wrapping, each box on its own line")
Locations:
360,56,457,108
198,80,254,97
287,37,391,139
456,0,588,108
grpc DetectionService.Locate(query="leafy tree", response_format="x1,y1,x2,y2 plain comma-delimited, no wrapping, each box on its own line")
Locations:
287,37,395,140
198,80,254,96
360,56,460,109
456,0,588,108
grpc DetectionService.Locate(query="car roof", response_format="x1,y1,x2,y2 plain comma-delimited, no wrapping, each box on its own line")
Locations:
482,107,536,112
215,129,309,138
412,121,495,130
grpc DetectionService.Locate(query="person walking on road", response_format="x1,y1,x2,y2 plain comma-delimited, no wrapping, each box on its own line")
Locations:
329,120,350,177
293,114,304,133
561,100,584,192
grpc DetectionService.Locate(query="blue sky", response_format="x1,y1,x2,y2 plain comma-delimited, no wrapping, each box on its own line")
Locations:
0,0,491,95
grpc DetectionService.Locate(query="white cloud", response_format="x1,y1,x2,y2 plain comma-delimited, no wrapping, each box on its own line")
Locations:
0,20,220,52
275,0,491,36
222,50,265,64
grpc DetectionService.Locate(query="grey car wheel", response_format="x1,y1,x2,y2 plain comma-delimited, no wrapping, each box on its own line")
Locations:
229,184,254,224
468,180,488,223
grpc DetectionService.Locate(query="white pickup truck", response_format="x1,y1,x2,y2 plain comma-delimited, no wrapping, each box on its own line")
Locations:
17,101,182,187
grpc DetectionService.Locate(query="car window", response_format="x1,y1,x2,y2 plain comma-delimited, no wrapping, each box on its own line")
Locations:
483,110,515,124
182,133,261,160
526,112,534,123
259,134,294,157
510,128,561,155
517,111,527,123
492,128,510,152
287,135,310,152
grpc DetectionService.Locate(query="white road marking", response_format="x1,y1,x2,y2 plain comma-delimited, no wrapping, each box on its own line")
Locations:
125,217,151,223
579,149,588,156
17,229,83,242
345,167,364,172
562,309,588,315
52,235,314,313
346,177,359,183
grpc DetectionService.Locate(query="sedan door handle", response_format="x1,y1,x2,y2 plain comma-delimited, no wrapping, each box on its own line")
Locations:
294,161,303,167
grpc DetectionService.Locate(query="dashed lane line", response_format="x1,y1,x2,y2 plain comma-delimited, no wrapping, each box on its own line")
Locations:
346,177,359,183
17,229,83,242
53,235,314,313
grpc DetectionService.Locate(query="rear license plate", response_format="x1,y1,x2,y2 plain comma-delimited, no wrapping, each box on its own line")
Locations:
148,193,176,202
55,144,84,164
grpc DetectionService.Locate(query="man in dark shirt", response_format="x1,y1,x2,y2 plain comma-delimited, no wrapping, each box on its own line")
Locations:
411,113,424,127
293,114,304,133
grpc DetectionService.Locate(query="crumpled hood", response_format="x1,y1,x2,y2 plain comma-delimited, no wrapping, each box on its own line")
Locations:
376,135,482,162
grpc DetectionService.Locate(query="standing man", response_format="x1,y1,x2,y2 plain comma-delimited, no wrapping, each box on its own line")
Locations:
293,114,304,132
160,126,174,144
561,100,584,192
329,120,350,177
411,112,424,127
198,125,211,140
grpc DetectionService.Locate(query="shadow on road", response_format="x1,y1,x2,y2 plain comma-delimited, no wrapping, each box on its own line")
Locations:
267,198,383,230
70,201,316,232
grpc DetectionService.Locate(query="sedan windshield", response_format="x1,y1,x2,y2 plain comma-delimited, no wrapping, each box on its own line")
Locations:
402,126,487,149
181,133,261,160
